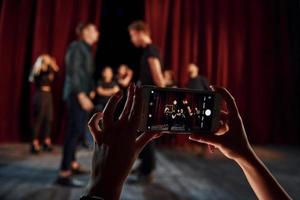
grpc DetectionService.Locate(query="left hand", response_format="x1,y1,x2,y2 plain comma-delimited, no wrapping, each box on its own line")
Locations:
87,83,162,199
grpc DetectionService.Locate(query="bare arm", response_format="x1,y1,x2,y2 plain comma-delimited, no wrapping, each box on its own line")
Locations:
190,87,292,200
148,57,165,87
236,151,291,200
97,86,120,97
118,69,133,87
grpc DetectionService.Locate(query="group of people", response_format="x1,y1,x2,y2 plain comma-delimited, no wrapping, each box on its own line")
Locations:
28,20,292,200
163,99,198,131
29,20,211,187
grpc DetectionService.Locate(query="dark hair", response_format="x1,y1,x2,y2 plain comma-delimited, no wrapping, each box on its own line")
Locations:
128,20,150,35
76,22,94,36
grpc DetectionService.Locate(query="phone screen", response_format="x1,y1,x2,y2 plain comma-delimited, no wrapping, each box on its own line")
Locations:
146,88,217,133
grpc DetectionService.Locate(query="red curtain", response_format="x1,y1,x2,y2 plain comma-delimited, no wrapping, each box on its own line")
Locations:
145,0,299,144
0,0,102,142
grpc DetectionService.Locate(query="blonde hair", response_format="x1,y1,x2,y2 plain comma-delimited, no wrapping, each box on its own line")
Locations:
28,55,47,82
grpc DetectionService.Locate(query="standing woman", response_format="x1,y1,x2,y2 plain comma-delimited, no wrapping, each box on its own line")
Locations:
29,54,59,154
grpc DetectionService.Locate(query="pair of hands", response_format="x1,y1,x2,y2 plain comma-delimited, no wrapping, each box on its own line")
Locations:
86,83,252,199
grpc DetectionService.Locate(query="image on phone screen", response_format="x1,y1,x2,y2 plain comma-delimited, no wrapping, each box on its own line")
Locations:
146,88,217,133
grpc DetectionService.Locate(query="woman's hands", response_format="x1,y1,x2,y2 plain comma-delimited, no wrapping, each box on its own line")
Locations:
87,83,161,200
189,87,254,161
189,87,292,200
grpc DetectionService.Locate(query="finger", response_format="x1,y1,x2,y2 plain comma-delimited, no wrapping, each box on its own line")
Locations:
219,110,229,121
119,83,135,121
135,132,163,152
129,86,143,128
88,112,104,144
214,122,229,135
103,90,123,126
214,87,239,115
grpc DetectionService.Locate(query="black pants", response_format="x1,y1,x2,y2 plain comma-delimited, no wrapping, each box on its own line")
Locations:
32,90,53,140
138,142,156,175
61,95,87,171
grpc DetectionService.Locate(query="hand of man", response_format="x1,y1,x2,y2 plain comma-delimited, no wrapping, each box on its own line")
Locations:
78,92,94,112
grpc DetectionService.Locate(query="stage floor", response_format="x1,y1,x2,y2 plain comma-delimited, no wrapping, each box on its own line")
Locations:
0,143,299,200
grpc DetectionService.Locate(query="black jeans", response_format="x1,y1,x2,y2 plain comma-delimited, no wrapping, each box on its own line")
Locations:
138,142,156,175
60,95,87,171
32,90,53,139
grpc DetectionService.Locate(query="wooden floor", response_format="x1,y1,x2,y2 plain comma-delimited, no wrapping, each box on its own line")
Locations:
0,143,299,200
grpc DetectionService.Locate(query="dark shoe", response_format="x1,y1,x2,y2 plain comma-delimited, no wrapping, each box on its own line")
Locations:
55,176,85,187
72,167,89,175
30,144,40,154
42,143,53,152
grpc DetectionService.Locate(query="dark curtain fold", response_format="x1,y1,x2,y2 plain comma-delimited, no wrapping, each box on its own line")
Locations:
145,0,300,144
0,0,102,143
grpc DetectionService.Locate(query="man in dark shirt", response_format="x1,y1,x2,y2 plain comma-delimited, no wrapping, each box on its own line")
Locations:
128,21,166,183
56,23,99,187
186,63,209,90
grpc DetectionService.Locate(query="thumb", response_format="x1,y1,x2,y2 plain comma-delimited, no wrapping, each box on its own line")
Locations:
136,132,163,152
189,134,221,146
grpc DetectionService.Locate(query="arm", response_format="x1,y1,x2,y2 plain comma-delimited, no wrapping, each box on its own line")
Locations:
118,69,133,87
189,87,292,200
66,48,93,111
148,57,165,87
49,57,59,72
96,85,119,97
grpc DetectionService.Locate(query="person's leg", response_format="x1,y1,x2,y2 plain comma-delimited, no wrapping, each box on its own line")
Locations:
138,142,156,176
31,91,44,153
43,92,53,150
60,95,86,172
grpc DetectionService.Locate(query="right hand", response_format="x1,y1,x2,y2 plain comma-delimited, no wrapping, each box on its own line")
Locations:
78,93,94,112
189,87,254,161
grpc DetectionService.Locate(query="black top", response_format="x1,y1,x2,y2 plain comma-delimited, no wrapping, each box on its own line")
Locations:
94,80,118,104
139,44,162,86
186,76,209,91
34,65,55,89
63,40,95,100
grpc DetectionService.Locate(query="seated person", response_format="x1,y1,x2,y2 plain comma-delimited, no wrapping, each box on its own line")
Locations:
117,64,133,90
82,84,292,200
94,66,119,112
186,63,209,90
163,70,177,87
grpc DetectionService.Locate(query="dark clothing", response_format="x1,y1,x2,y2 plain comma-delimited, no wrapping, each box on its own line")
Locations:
138,43,162,176
93,80,118,112
32,91,53,139
61,95,87,170
32,66,55,140
63,40,95,100
186,76,209,90
61,40,94,171
34,66,54,88
138,143,156,175
139,44,162,85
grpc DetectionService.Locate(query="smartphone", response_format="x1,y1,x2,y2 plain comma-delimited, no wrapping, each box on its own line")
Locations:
139,86,221,134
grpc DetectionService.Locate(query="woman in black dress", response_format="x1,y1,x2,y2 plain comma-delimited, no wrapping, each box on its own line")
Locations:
29,54,59,153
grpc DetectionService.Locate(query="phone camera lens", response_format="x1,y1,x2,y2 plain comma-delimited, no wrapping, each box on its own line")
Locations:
205,109,211,116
